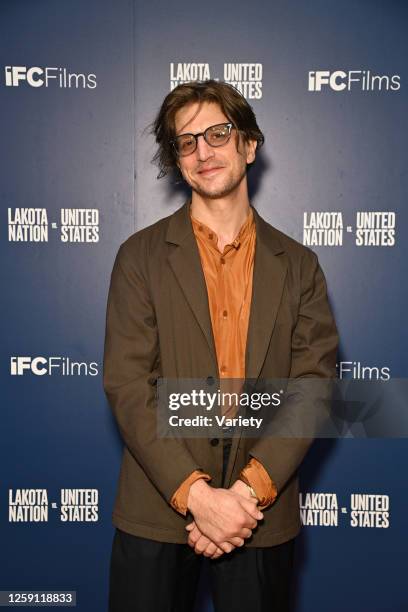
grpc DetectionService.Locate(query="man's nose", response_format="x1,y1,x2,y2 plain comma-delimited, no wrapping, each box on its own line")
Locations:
195,134,215,161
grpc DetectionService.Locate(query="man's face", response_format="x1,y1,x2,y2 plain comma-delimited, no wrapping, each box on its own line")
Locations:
174,101,257,200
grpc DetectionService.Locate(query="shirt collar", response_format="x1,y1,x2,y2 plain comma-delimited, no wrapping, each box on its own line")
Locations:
190,206,254,250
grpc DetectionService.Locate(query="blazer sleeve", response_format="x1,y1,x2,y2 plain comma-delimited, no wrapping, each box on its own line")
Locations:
103,242,203,503
248,248,339,495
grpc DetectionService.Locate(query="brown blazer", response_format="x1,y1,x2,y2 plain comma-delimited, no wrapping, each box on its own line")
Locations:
103,201,338,547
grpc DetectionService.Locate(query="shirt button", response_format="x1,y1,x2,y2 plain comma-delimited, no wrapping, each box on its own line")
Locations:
210,438,219,447
222,310,228,318
220,257,226,264
220,365,227,375
198,225,203,231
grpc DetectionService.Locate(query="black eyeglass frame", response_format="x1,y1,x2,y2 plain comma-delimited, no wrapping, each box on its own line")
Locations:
171,122,235,157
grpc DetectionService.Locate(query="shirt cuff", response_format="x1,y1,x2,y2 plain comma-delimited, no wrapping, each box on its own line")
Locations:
239,458,278,509
170,470,212,516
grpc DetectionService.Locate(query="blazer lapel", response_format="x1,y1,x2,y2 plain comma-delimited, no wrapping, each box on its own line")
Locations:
224,208,287,487
245,207,287,380
166,202,218,371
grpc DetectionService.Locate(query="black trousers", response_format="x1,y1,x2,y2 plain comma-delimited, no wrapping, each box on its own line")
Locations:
109,530,295,612
109,440,295,611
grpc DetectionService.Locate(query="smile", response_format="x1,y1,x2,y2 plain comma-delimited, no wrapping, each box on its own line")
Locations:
197,166,224,176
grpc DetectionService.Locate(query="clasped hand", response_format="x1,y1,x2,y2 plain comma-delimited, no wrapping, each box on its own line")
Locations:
186,479,263,560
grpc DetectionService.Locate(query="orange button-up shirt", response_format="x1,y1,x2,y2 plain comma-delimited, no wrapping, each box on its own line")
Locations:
170,206,277,515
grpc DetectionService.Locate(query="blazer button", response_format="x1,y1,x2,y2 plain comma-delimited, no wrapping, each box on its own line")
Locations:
210,438,219,447
206,376,215,385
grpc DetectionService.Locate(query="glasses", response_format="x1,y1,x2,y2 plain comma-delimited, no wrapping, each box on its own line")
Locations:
171,122,235,157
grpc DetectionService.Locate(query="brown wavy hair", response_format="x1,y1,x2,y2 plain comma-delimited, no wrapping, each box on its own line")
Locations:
151,80,264,178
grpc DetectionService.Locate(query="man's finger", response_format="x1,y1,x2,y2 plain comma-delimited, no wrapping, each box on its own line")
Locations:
202,542,217,557
188,525,202,546
229,537,245,547
194,535,212,554
219,541,235,554
240,498,264,520
210,549,224,560
243,518,258,530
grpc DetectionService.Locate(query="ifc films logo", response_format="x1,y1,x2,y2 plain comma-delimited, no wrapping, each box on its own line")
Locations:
10,356,98,376
308,70,400,92
5,66,97,89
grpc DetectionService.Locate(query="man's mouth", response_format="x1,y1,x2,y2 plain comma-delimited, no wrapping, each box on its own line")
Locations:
197,166,224,176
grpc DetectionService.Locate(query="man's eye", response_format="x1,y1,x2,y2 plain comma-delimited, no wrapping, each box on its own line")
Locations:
208,129,227,143
180,138,194,149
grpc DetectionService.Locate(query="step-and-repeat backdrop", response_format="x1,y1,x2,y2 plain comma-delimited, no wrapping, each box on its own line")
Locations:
1,1,407,610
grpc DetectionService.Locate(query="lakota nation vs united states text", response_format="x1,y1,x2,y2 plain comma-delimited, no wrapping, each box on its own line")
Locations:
8,208,99,242
303,212,396,247
170,63,263,99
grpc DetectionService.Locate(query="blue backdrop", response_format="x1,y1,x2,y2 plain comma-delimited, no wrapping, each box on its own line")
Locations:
1,1,407,610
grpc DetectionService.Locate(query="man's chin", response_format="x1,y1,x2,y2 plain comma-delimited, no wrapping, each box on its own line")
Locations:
187,167,247,201
192,181,240,200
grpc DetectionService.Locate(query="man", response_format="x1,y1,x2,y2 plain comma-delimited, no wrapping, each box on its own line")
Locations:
103,80,338,611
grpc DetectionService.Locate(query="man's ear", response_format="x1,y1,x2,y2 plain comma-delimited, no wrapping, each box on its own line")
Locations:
246,139,258,164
